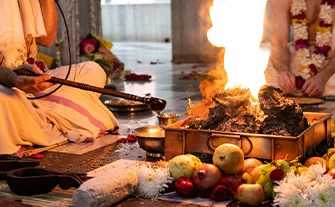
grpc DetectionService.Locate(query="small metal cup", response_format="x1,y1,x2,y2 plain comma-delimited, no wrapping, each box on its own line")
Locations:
157,113,179,126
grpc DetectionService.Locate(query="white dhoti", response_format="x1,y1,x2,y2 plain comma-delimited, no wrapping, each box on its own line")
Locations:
0,62,119,154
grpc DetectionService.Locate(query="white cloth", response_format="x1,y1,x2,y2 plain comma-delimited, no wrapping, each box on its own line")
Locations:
0,62,119,154
265,18,335,96
0,1,119,154
0,0,46,68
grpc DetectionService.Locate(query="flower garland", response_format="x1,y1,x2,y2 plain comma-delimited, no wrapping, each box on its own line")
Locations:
291,0,335,88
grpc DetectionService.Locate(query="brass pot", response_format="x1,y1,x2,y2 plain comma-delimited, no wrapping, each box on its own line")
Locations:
157,113,179,126
133,126,165,158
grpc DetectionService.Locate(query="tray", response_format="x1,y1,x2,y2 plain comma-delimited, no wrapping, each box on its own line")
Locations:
164,112,332,162
104,99,150,112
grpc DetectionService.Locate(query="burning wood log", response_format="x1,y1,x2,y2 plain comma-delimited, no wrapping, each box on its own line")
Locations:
182,85,309,136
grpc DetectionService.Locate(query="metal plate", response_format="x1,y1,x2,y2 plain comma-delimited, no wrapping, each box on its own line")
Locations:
288,97,323,105
104,99,150,112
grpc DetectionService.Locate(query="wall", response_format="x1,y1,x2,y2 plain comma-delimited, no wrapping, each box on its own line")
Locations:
101,3,171,42
171,0,223,64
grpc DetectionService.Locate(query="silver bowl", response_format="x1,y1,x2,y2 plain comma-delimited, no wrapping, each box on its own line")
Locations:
132,126,165,158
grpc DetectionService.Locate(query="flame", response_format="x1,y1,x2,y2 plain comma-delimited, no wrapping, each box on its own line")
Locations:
207,0,269,97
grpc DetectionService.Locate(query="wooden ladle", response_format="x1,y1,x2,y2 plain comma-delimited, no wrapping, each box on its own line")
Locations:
14,69,167,113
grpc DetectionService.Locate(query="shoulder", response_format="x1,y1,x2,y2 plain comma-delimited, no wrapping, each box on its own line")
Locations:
272,0,291,12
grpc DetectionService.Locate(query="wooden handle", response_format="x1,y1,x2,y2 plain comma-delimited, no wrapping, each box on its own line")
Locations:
14,69,167,112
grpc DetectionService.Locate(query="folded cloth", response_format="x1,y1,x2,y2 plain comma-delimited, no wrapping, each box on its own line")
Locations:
32,61,120,143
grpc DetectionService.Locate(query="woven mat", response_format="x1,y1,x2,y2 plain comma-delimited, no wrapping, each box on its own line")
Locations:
49,134,121,155
158,192,232,207
0,181,74,207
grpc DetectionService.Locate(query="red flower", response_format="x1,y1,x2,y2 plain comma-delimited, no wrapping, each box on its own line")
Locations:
27,57,35,64
210,178,235,201
35,60,47,72
26,58,47,72
295,76,305,89
295,39,309,50
322,0,335,6
79,38,99,55
292,13,306,20
309,64,318,76
269,168,285,181
174,176,198,197
116,134,137,143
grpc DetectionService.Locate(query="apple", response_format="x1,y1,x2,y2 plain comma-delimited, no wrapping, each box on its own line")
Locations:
242,158,263,174
327,168,335,179
304,157,329,171
235,183,265,206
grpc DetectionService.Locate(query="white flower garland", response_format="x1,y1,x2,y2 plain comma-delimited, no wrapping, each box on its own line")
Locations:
291,0,335,87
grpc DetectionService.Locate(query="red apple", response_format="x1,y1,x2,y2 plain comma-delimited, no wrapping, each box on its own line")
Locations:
235,183,265,206
242,158,263,174
327,168,335,179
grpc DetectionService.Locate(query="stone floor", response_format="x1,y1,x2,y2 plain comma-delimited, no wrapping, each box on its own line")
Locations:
106,41,212,135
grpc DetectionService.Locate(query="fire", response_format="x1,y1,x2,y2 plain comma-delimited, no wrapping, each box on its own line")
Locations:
207,0,269,97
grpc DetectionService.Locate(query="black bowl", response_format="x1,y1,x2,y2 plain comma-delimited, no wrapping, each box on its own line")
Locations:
6,167,82,195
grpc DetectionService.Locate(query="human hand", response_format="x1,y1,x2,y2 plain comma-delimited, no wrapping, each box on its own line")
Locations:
301,75,325,97
14,64,54,93
278,71,296,94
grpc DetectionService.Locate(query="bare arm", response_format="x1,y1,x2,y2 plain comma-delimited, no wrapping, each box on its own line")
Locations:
36,0,58,47
270,0,291,72
269,0,296,93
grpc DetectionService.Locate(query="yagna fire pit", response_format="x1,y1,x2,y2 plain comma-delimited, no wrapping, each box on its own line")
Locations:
164,85,332,161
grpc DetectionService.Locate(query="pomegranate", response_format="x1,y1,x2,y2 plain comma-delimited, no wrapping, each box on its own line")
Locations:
222,174,244,191
192,163,223,192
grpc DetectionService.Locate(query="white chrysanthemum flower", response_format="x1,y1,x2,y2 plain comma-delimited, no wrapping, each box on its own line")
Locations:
273,163,335,207
300,69,312,79
293,23,309,40
291,0,306,16
311,53,326,67
296,48,310,65
136,163,173,198
316,31,333,45
320,4,334,24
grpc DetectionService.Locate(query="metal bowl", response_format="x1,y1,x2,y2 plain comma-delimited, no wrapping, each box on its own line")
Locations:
157,113,179,126
132,126,165,158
